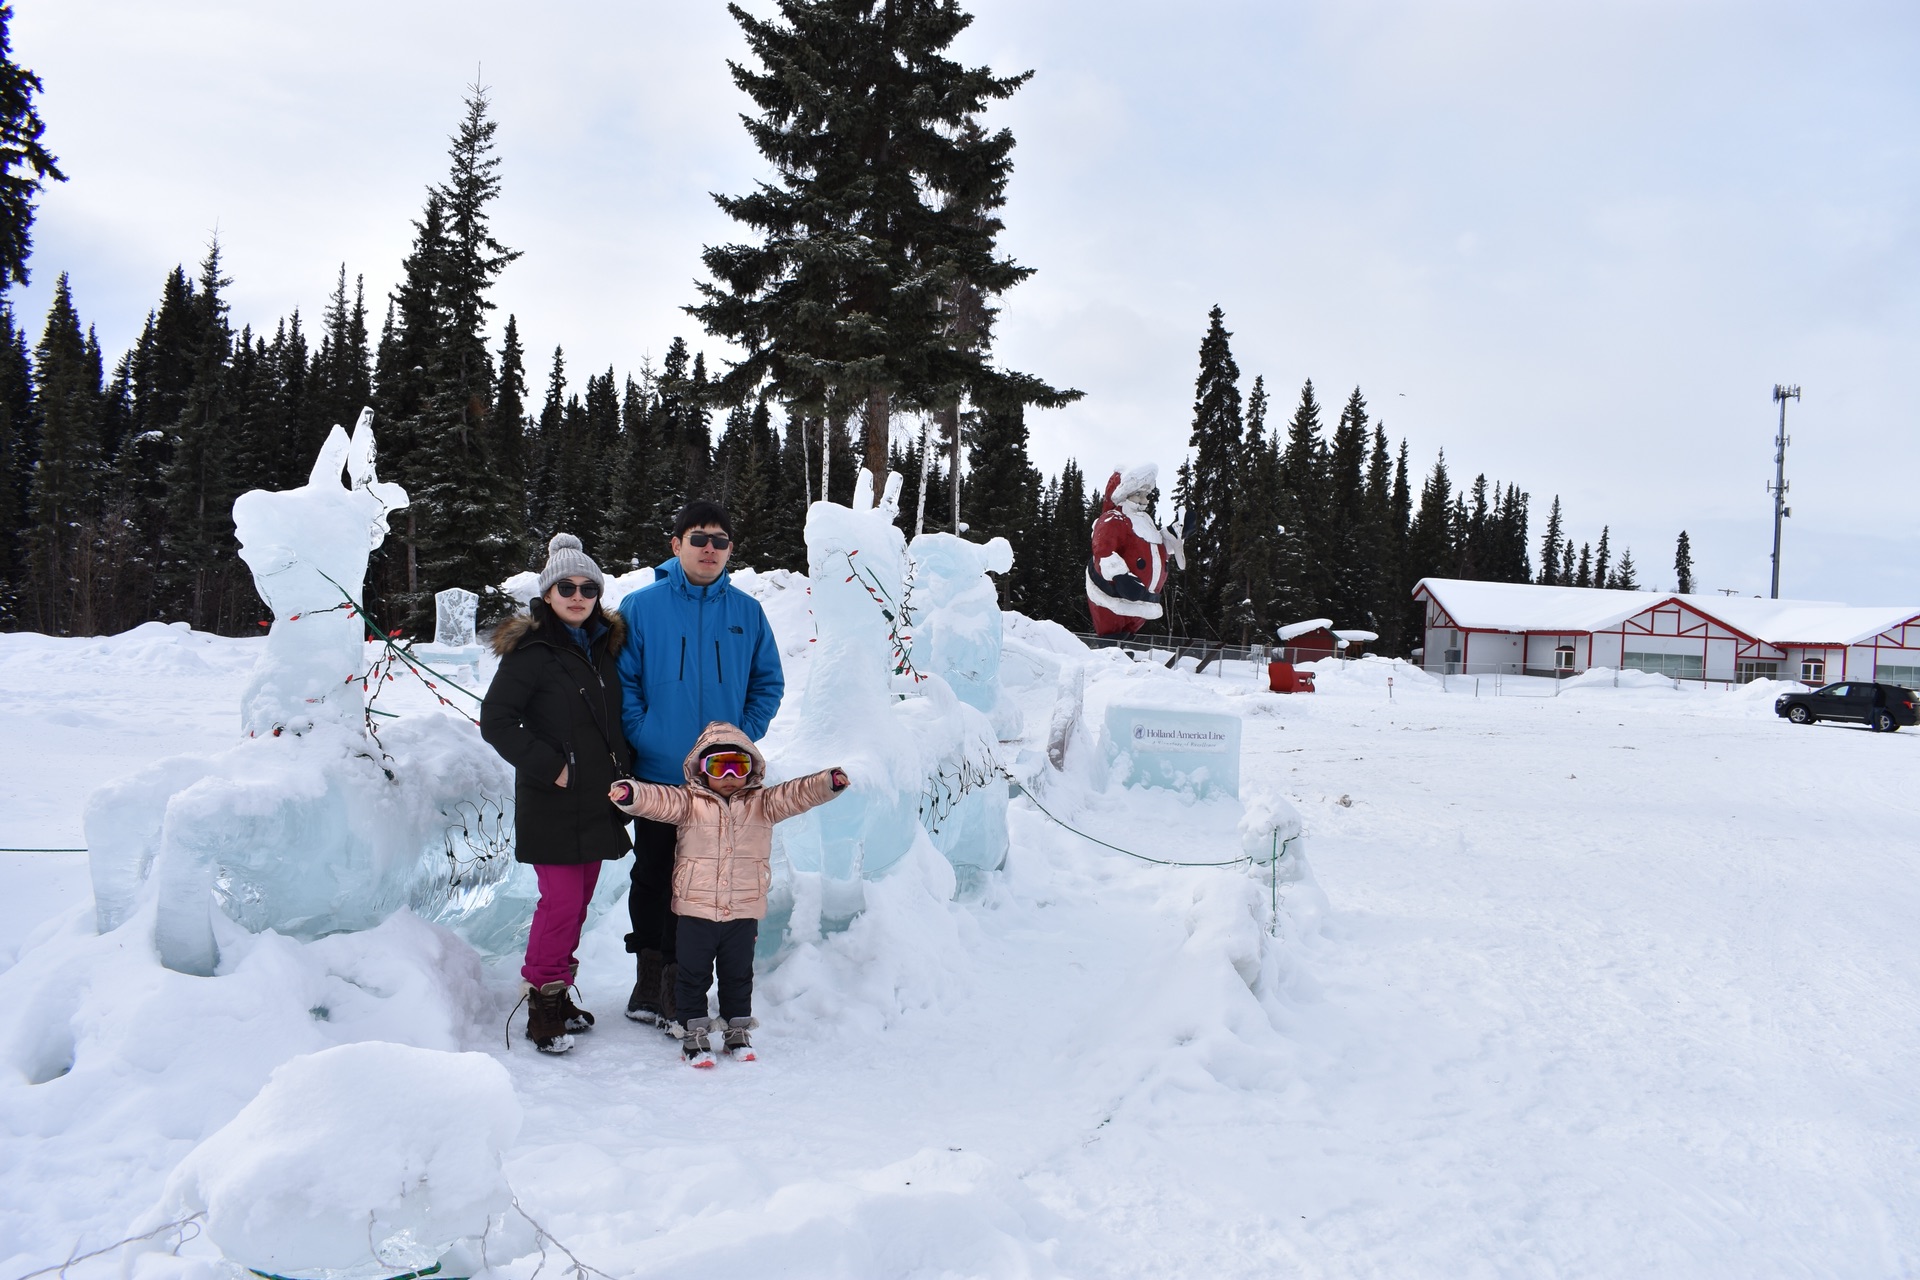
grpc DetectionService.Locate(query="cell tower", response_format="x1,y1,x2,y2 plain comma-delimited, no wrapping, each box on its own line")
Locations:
1769,384,1799,599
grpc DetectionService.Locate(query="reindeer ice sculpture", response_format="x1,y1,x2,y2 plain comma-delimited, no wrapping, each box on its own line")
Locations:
236,411,407,736
772,471,1010,930
84,411,517,975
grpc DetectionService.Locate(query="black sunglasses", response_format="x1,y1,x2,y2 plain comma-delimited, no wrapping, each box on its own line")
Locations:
552,580,602,598
684,531,732,549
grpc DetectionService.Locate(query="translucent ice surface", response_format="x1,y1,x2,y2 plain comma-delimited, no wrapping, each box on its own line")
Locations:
86,413,526,974
774,473,1009,905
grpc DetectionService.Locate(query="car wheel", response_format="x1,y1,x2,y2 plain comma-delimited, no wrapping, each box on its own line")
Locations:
1874,710,1896,733
1787,705,1811,724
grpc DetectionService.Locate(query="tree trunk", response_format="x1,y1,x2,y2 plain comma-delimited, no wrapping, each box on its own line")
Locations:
940,402,961,532
863,385,890,504
914,414,931,536
798,411,812,508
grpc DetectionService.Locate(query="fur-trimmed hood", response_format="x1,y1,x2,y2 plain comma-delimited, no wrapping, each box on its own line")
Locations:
490,600,626,656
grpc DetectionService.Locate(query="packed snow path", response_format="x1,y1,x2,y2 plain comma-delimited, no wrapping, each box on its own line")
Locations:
2,628,1916,1277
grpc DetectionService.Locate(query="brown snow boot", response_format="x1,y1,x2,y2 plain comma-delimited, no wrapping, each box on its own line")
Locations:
560,987,594,1033
525,982,574,1054
626,949,666,1024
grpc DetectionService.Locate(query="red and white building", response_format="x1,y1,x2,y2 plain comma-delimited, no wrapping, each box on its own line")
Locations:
1413,579,1920,685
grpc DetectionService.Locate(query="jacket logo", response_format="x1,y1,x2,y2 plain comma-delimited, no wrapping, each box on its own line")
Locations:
729,625,744,634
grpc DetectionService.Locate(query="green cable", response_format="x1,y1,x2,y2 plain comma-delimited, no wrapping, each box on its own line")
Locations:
1006,777,1253,868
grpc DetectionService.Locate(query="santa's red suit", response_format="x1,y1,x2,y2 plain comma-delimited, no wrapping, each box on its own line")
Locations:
1086,465,1185,638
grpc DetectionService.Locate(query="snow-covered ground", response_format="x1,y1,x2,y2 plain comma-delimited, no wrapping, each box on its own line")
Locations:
3,620,1917,1278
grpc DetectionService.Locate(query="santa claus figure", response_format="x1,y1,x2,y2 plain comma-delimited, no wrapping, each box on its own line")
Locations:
1086,463,1187,638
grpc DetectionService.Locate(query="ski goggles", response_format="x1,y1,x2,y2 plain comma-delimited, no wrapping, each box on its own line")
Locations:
684,531,732,549
551,579,602,598
701,751,753,779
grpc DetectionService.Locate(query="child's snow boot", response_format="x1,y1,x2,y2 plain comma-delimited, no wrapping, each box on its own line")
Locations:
680,1016,716,1068
525,982,575,1054
722,1016,756,1061
626,949,665,1024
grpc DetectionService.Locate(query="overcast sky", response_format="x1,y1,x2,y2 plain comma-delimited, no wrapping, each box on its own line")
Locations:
12,1,1919,604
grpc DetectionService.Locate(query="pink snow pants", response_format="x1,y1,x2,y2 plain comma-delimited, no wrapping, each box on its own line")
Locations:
521,862,602,988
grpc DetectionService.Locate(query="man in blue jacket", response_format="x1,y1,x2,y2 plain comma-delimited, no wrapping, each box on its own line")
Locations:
617,500,785,1024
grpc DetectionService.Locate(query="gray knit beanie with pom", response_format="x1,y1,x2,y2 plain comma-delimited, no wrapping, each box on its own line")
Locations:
536,533,605,595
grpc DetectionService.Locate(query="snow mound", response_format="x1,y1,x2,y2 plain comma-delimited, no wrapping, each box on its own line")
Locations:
162,1042,519,1279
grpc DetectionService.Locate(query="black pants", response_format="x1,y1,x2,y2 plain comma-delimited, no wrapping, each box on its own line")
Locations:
675,916,758,1023
625,815,678,963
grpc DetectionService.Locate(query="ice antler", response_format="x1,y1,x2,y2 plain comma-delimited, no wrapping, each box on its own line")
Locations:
307,424,353,489
343,407,408,546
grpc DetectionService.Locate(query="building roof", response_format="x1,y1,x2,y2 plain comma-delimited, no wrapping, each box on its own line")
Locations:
1414,578,1920,648
1276,618,1334,641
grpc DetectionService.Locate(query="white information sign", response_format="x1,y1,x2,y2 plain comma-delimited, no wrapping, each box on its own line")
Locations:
1104,705,1242,798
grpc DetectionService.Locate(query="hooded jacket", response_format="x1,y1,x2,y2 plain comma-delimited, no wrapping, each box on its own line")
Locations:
617,560,786,784
480,601,634,865
612,721,841,922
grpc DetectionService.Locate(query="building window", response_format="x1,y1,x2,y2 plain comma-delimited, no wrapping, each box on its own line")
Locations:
1801,658,1826,683
1623,650,1704,680
1877,664,1919,689
1735,660,1780,684
1554,645,1575,671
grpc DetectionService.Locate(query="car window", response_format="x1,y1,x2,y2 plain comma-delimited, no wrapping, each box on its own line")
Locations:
1825,684,1848,696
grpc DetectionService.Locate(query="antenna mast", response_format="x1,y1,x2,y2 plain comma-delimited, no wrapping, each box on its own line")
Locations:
1769,384,1799,599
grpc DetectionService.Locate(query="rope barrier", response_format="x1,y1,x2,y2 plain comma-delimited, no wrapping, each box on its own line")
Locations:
8,1214,204,1280
1004,774,1300,936
1007,778,1252,867
0,847,86,853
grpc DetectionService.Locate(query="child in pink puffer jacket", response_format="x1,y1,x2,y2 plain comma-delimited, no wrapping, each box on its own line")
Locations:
610,720,846,1065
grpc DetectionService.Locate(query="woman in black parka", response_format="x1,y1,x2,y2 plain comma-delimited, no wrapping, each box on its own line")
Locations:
480,533,633,1053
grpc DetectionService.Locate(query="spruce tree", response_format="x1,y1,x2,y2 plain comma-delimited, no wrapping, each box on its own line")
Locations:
526,344,567,548
158,243,235,629
308,265,371,455
1403,451,1453,647
598,372,658,572
1274,378,1328,622
1612,547,1639,590
1574,542,1592,588
1673,530,1694,594
1178,305,1243,636
23,274,102,632
0,301,28,614
1593,526,1611,588
370,196,447,615
1226,376,1282,640
693,0,1058,497
1538,496,1564,585
0,3,65,288
1324,386,1370,626
409,83,521,629
963,400,1040,609
1382,439,1412,654
492,314,529,565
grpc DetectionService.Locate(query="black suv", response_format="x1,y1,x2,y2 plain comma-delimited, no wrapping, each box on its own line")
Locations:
1774,682,1920,732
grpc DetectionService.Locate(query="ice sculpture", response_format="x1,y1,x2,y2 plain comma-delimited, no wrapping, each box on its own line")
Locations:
233,413,406,737
908,531,1022,740
85,411,522,974
413,587,484,676
774,472,1010,912
434,587,478,647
